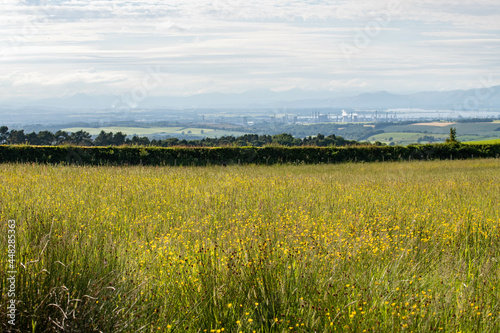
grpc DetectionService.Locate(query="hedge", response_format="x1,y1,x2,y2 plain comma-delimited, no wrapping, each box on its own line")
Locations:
1,144,499,166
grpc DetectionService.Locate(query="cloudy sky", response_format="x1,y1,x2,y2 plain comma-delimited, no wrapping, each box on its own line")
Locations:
1,0,499,100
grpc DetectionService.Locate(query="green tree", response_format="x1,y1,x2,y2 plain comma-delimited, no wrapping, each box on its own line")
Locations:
112,131,126,146
7,129,25,144
0,126,9,144
446,127,459,144
54,130,71,145
70,130,92,146
272,133,299,146
37,131,56,145
26,132,41,145
126,135,150,146
94,131,113,146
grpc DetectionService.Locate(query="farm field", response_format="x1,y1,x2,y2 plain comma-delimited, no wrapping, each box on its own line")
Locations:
368,122,500,145
464,138,500,145
62,126,251,138
1,160,500,332
366,132,449,145
382,122,500,135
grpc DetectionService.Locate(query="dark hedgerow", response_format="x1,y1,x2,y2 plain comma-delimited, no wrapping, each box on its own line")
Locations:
0,144,500,166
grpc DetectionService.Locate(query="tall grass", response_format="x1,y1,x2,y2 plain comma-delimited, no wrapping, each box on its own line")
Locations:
1,159,500,332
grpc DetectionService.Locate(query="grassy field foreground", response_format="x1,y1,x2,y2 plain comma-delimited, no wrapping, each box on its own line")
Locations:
1,160,500,332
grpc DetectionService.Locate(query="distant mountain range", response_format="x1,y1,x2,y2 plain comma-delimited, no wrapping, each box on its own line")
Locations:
1,86,500,110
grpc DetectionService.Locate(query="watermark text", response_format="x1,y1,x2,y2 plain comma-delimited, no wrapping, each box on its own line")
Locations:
6,219,17,326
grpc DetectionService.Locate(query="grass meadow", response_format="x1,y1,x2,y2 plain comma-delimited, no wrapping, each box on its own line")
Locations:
1,159,500,332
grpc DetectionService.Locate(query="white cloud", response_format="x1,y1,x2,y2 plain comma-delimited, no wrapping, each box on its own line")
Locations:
0,0,499,99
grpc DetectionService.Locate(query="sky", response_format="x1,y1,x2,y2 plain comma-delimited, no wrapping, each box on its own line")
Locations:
1,0,500,101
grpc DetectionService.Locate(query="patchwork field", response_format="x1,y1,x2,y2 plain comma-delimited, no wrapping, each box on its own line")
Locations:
62,126,250,138
411,122,456,127
368,122,500,145
1,160,500,332
366,132,449,145
464,138,500,145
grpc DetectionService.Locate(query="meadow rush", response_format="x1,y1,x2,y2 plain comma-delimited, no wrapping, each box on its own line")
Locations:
0,159,499,332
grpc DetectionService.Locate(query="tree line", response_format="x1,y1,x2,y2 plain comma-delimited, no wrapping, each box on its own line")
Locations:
0,126,371,147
